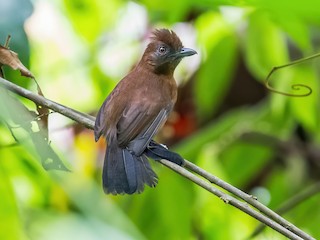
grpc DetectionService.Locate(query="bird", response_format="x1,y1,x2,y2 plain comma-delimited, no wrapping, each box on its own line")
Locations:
94,29,197,195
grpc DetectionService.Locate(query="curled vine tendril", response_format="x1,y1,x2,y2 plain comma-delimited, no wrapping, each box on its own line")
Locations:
264,52,320,97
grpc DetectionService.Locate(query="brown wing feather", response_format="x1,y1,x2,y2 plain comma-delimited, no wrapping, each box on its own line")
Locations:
117,104,152,146
117,103,172,155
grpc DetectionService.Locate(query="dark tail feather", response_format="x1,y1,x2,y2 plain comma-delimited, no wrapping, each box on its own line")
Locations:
135,155,158,188
103,144,158,195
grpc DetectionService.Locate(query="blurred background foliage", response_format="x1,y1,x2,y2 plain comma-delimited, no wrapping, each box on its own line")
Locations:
0,0,320,239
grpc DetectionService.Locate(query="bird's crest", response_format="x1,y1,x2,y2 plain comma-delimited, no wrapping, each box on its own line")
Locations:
151,29,183,51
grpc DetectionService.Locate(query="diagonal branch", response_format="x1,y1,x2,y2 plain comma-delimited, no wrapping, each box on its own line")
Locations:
0,77,95,129
160,160,305,240
0,76,315,240
250,181,320,238
184,161,314,240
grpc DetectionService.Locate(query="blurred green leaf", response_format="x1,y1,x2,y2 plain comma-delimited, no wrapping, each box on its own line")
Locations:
0,159,22,240
139,0,191,23
174,105,267,160
140,170,194,240
244,11,292,121
29,211,136,240
245,11,289,80
0,89,69,171
53,172,147,240
289,65,320,132
195,12,238,119
220,141,272,186
63,0,122,43
291,194,320,236
274,14,311,52
246,0,320,24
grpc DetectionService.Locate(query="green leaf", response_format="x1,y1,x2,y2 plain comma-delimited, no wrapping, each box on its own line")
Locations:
289,65,320,132
139,0,191,23
29,211,136,240
0,157,22,240
63,0,122,43
245,11,291,119
173,104,267,160
274,14,312,52
219,141,272,186
52,172,147,240
245,11,289,80
128,170,194,240
246,0,320,24
0,90,69,171
195,12,238,119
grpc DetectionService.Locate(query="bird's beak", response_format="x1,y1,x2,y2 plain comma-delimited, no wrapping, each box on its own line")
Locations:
177,47,197,58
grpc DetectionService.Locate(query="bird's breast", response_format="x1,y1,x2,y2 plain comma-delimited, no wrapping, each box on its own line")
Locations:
128,68,178,109
148,75,177,105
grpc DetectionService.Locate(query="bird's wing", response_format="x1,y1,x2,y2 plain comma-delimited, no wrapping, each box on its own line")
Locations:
94,96,109,141
94,83,125,142
117,103,172,156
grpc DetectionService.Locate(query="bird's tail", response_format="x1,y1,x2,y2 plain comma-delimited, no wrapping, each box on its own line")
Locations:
103,143,158,194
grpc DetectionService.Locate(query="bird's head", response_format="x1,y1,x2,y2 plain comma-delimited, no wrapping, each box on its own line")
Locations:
141,29,197,75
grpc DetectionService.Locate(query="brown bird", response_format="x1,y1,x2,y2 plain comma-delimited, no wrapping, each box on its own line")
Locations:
94,29,197,194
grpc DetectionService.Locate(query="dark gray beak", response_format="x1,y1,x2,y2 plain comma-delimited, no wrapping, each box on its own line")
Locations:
177,47,197,58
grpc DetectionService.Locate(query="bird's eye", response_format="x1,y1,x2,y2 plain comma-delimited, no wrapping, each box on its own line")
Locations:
158,46,167,54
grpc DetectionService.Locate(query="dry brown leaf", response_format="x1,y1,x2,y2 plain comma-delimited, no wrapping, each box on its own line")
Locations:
0,45,34,78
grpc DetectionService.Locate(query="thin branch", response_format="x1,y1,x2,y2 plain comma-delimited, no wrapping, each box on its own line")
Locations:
184,161,315,240
160,160,303,240
250,182,320,238
0,76,314,240
0,77,95,129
